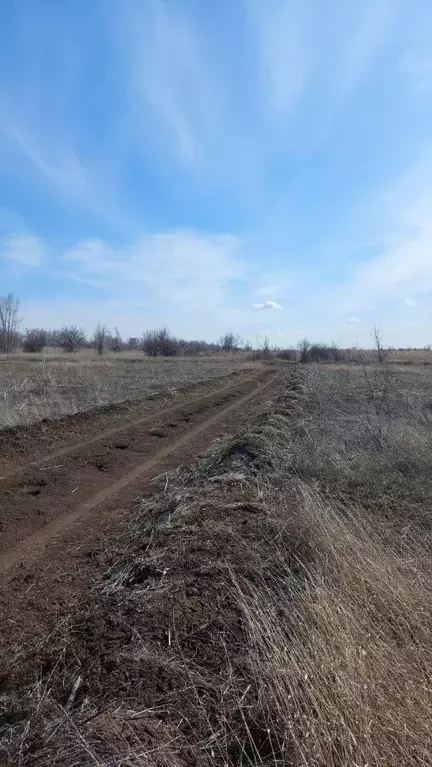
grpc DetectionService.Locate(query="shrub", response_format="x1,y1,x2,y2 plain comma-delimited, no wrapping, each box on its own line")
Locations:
109,326,123,353
23,328,48,353
141,327,178,357
308,343,338,363
275,348,297,361
57,325,86,352
220,331,242,353
297,337,311,363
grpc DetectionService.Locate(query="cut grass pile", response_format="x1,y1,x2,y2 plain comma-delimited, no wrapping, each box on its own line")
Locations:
1,363,432,765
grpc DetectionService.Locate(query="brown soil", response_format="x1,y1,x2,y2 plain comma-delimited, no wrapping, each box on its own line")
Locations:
0,368,280,689
0,369,275,564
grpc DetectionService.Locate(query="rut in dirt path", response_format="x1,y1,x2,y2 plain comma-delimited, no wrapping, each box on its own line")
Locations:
0,369,254,479
0,369,279,572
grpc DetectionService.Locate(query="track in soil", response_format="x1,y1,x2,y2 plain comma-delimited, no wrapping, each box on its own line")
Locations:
0,368,279,573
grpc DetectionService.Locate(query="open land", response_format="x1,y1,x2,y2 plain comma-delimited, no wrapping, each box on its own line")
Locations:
0,358,432,766
0,351,255,429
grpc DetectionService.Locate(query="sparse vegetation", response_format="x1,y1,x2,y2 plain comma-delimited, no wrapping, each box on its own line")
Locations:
1,363,432,765
1,296,432,764
0,352,254,428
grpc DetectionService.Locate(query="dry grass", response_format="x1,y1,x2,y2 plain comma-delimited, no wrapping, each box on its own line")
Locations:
2,364,432,765
241,489,432,765
0,351,253,428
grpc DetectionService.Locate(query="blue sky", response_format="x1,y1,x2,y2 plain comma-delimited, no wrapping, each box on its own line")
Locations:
1,0,432,346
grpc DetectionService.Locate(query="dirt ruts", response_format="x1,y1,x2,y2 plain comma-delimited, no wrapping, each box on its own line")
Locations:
0,368,278,573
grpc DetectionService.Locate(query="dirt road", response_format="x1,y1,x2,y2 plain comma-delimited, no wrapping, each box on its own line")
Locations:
0,368,278,569
0,368,280,682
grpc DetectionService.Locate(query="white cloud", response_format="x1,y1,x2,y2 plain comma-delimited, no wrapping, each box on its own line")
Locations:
63,230,250,311
1,233,46,266
404,297,419,306
344,317,361,325
252,300,282,310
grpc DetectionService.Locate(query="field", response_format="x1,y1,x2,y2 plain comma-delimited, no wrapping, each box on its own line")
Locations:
0,350,254,429
0,359,432,766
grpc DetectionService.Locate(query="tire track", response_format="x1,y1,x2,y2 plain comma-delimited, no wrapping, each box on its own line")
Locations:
0,370,259,480
0,370,280,572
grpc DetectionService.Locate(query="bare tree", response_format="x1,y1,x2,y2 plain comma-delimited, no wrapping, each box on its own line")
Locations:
257,334,272,360
0,293,20,354
297,337,311,363
57,325,86,353
23,328,47,353
93,322,107,356
127,337,139,350
220,331,242,353
110,326,122,353
373,325,387,363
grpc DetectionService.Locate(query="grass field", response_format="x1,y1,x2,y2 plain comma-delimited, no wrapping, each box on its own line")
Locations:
2,346,432,431
1,361,432,765
0,350,253,429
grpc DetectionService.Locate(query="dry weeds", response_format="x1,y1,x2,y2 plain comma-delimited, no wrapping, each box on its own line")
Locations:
0,352,253,428
1,363,432,765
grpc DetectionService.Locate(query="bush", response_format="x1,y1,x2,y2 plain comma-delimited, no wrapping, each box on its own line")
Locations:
275,348,297,361
109,327,123,353
220,331,242,353
297,340,341,363
308,343,338,363
141,327,178,357
297,337,311,363
57,325,86,352
23,328,48,353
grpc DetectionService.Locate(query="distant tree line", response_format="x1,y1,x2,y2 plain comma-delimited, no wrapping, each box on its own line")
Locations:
0,295,250,357
0,293,409,364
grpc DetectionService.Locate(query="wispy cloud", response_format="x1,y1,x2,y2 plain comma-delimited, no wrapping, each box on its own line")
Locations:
404,297,419,306
340,151,432,309
254,269,292,298
341,0,398,93
245,0,305,117
63,230,250,311
1,233,46,266
121,0,220,165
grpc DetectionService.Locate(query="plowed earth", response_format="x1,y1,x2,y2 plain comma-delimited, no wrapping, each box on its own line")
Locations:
0,368,280,686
